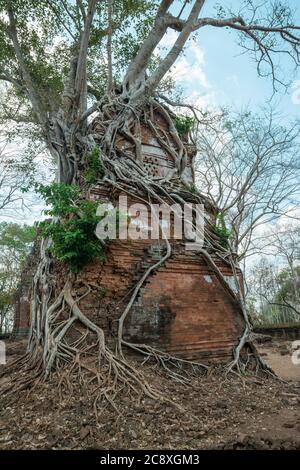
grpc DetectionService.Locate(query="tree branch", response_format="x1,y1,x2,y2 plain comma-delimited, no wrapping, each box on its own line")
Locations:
6,7,47,126
60,0,82,32
106,0,113,94
123,0,175,91
44,0,77,40
75,0,98,115
144,0,205,94
0,73,23,89
195,16,300,37
193,15,300,90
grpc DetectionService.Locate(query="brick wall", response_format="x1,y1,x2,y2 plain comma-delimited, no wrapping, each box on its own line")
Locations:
126,251,244,361
61,238,245,363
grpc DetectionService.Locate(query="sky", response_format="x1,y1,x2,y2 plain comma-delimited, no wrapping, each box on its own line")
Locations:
164,0,300,120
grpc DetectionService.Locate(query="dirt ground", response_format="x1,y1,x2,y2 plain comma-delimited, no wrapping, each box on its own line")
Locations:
0,337,300,450
258,340,300,382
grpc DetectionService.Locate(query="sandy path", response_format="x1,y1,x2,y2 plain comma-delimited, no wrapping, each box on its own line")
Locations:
264,351,300,381
258,340,300,382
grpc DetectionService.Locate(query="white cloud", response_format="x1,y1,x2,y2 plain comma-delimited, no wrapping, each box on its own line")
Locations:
171,43,210,89
189,89,219,110
158,29,179,49
226,74,240,89
157,32,210,91
254,206,300,240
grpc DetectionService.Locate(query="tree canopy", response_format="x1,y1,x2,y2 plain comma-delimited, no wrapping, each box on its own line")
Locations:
0,1,300,135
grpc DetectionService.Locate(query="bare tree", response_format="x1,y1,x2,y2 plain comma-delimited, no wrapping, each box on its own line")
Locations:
195,108,300,262
249,253,300,325
0,137,36,217
251,225,300,323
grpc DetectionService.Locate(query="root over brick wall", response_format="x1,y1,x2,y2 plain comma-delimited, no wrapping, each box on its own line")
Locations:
13,109,245,363
63,239,245,363
13,238,244,363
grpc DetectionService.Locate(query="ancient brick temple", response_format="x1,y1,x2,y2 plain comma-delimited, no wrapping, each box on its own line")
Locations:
13,107,245,363
13,239,40,339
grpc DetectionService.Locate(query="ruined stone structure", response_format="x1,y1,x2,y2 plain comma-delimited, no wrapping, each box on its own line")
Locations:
13,107,245,363
13,238,40,339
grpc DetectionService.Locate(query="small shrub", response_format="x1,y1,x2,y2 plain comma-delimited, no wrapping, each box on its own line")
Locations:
175,115,194,137
36,183,106,272
184,183,198,194
84,146,105,184
213,213,232,248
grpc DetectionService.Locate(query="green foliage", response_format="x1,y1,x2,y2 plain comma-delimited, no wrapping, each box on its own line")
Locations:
184,183,198,194
249,257,300,327
0,0,159,128
275,266,300,304
0,0,70,115
36,183,106,273
35,183,81,217
175,115,194,137
0,222,36,333
0,222,36,266
213,213,232,248
84,147,105,184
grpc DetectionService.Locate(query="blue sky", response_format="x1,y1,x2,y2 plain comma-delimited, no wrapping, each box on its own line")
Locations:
166,0,300,120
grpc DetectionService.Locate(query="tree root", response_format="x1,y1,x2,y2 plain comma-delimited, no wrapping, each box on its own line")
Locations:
2,274,186,414
122,340,209,385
